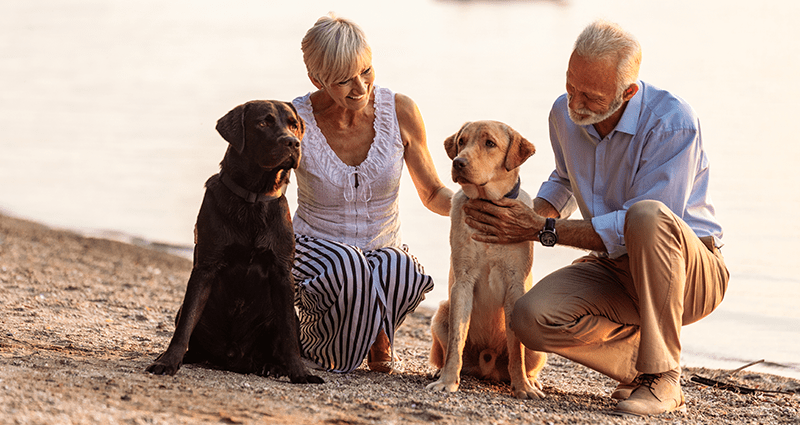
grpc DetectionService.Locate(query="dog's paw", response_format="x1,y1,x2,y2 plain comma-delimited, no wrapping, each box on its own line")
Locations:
145,361,180,376
511,380,546,399
426,378,459,393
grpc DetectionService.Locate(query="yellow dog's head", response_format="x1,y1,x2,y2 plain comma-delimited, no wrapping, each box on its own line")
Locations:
444,121,535,200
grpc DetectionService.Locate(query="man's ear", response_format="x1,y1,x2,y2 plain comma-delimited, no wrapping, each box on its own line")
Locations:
504,126,535,171
622,83,639,101
216,103,248,153
444,122,471,160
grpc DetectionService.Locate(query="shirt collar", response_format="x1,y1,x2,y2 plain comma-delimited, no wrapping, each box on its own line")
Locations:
581,80,644,140
614,81,643,136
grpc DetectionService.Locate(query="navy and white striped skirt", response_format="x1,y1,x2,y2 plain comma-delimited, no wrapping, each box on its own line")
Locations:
292,234,434,373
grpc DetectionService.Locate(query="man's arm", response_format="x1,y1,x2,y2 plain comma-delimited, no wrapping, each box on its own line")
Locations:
464,197,607,252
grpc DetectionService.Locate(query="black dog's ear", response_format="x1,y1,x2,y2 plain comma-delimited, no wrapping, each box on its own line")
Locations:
444,121,470,160
216,103,249,153
285,101,305,138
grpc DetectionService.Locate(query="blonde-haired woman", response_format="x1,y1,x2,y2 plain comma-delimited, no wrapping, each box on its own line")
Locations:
291,14,452,373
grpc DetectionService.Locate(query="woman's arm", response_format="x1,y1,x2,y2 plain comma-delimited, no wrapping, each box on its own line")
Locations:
395,93,453,216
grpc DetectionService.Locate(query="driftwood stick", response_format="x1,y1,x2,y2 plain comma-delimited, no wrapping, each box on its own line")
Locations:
724,359,765,377
690,374,798,395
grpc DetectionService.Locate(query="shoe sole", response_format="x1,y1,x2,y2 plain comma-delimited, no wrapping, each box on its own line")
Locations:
610,403,687,417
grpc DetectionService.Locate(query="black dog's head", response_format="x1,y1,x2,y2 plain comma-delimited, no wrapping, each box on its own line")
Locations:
216,100,304,171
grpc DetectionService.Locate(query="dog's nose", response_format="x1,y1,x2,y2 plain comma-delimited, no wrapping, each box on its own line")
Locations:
280,136,301,149
453,157,468,170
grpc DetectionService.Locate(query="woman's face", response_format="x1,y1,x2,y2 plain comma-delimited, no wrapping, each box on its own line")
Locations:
323,65,375,111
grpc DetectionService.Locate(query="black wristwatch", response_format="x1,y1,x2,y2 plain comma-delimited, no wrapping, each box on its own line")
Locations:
538,218,558,247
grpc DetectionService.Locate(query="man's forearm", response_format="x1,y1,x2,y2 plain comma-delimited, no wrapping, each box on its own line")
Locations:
553,219,607,252
533,198,606,252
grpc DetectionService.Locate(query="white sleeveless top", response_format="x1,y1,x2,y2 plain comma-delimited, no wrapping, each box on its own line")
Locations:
291,86,404,251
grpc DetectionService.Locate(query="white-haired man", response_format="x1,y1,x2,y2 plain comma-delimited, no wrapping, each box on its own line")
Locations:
463,20,729,416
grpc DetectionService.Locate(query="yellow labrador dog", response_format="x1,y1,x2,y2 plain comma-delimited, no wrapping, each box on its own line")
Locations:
427,121,546,399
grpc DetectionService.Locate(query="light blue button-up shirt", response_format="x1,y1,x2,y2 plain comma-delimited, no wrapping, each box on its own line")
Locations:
537,81,723,258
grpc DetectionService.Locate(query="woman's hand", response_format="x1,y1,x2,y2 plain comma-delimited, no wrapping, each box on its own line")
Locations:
462,197,544,244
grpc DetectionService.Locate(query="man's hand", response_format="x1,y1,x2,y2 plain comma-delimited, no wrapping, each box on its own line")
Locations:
463,197,544,244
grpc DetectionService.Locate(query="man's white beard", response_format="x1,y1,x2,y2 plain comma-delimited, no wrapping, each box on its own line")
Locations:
568,94,624,126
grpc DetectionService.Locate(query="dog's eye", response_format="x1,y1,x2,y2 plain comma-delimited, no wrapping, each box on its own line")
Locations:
485,140,496,148
458,138,465,146
258,115,276,128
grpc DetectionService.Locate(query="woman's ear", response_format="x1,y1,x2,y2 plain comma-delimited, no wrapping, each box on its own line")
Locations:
308,73,324,90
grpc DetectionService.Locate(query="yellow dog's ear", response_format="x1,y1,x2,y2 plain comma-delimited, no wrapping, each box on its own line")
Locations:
504,125,535,171
444,122,471,160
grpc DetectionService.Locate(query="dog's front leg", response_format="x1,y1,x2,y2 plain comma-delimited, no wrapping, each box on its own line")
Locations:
504,273,545,399
427,279,474,393
146,267,216,375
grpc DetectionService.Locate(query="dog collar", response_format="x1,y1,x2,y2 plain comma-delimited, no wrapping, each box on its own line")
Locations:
220,172,285,203
503,178,521,200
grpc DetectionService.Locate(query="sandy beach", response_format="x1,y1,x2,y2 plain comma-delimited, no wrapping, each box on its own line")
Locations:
1,212,798,424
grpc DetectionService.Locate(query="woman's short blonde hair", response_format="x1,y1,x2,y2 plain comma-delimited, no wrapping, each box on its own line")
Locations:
301,13,372,88
574,20,642,95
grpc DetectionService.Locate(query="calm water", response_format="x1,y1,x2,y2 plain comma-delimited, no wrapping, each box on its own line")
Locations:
1,0,799,379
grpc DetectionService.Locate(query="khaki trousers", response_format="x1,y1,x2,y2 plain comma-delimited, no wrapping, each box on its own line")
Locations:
510,200,729,383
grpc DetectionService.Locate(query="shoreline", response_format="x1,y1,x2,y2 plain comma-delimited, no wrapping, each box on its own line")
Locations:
1,212,799,424
7,209,799,381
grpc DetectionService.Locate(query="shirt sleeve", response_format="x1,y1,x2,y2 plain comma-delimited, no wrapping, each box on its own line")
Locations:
592,126,704,257
537,108,578,219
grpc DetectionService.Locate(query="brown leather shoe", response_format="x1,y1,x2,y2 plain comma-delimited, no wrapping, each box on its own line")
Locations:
611,375,640,400
614,368,686,416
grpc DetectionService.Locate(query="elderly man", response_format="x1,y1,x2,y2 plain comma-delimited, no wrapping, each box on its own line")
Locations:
463,20,729,416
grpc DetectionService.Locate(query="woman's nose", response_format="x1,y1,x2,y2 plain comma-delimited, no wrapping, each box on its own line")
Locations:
351,76,367,94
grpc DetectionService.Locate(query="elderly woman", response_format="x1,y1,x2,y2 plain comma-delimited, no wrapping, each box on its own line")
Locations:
291,14,453,373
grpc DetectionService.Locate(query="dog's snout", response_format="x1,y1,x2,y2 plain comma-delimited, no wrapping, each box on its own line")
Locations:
280,135,301,149
453,157,468,170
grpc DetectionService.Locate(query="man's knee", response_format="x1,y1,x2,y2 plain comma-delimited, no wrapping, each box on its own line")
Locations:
625,200,669,232
510,293,549,351
624,200,679,247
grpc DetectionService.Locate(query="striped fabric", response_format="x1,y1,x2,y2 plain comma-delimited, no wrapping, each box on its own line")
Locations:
292,234,434,373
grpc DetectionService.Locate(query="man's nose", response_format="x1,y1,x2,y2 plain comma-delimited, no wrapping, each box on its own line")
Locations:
567,92,584,111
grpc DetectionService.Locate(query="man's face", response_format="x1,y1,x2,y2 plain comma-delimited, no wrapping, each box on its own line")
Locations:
565,53,623,126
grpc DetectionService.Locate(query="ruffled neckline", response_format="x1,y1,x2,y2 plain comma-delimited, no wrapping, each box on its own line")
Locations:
294,86,398,188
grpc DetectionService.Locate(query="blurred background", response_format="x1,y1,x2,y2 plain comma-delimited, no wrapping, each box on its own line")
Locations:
1,0,798,378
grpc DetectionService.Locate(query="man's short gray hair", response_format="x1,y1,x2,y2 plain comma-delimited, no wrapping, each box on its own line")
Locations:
574,20,642,95
301,13,372,88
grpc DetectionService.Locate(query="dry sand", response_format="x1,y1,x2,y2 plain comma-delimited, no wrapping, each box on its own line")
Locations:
1,212,798,424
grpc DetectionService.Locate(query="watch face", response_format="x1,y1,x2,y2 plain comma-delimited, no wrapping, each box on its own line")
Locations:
540,232,557,246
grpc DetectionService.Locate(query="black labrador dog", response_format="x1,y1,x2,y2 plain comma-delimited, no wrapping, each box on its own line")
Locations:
146,100,322,384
